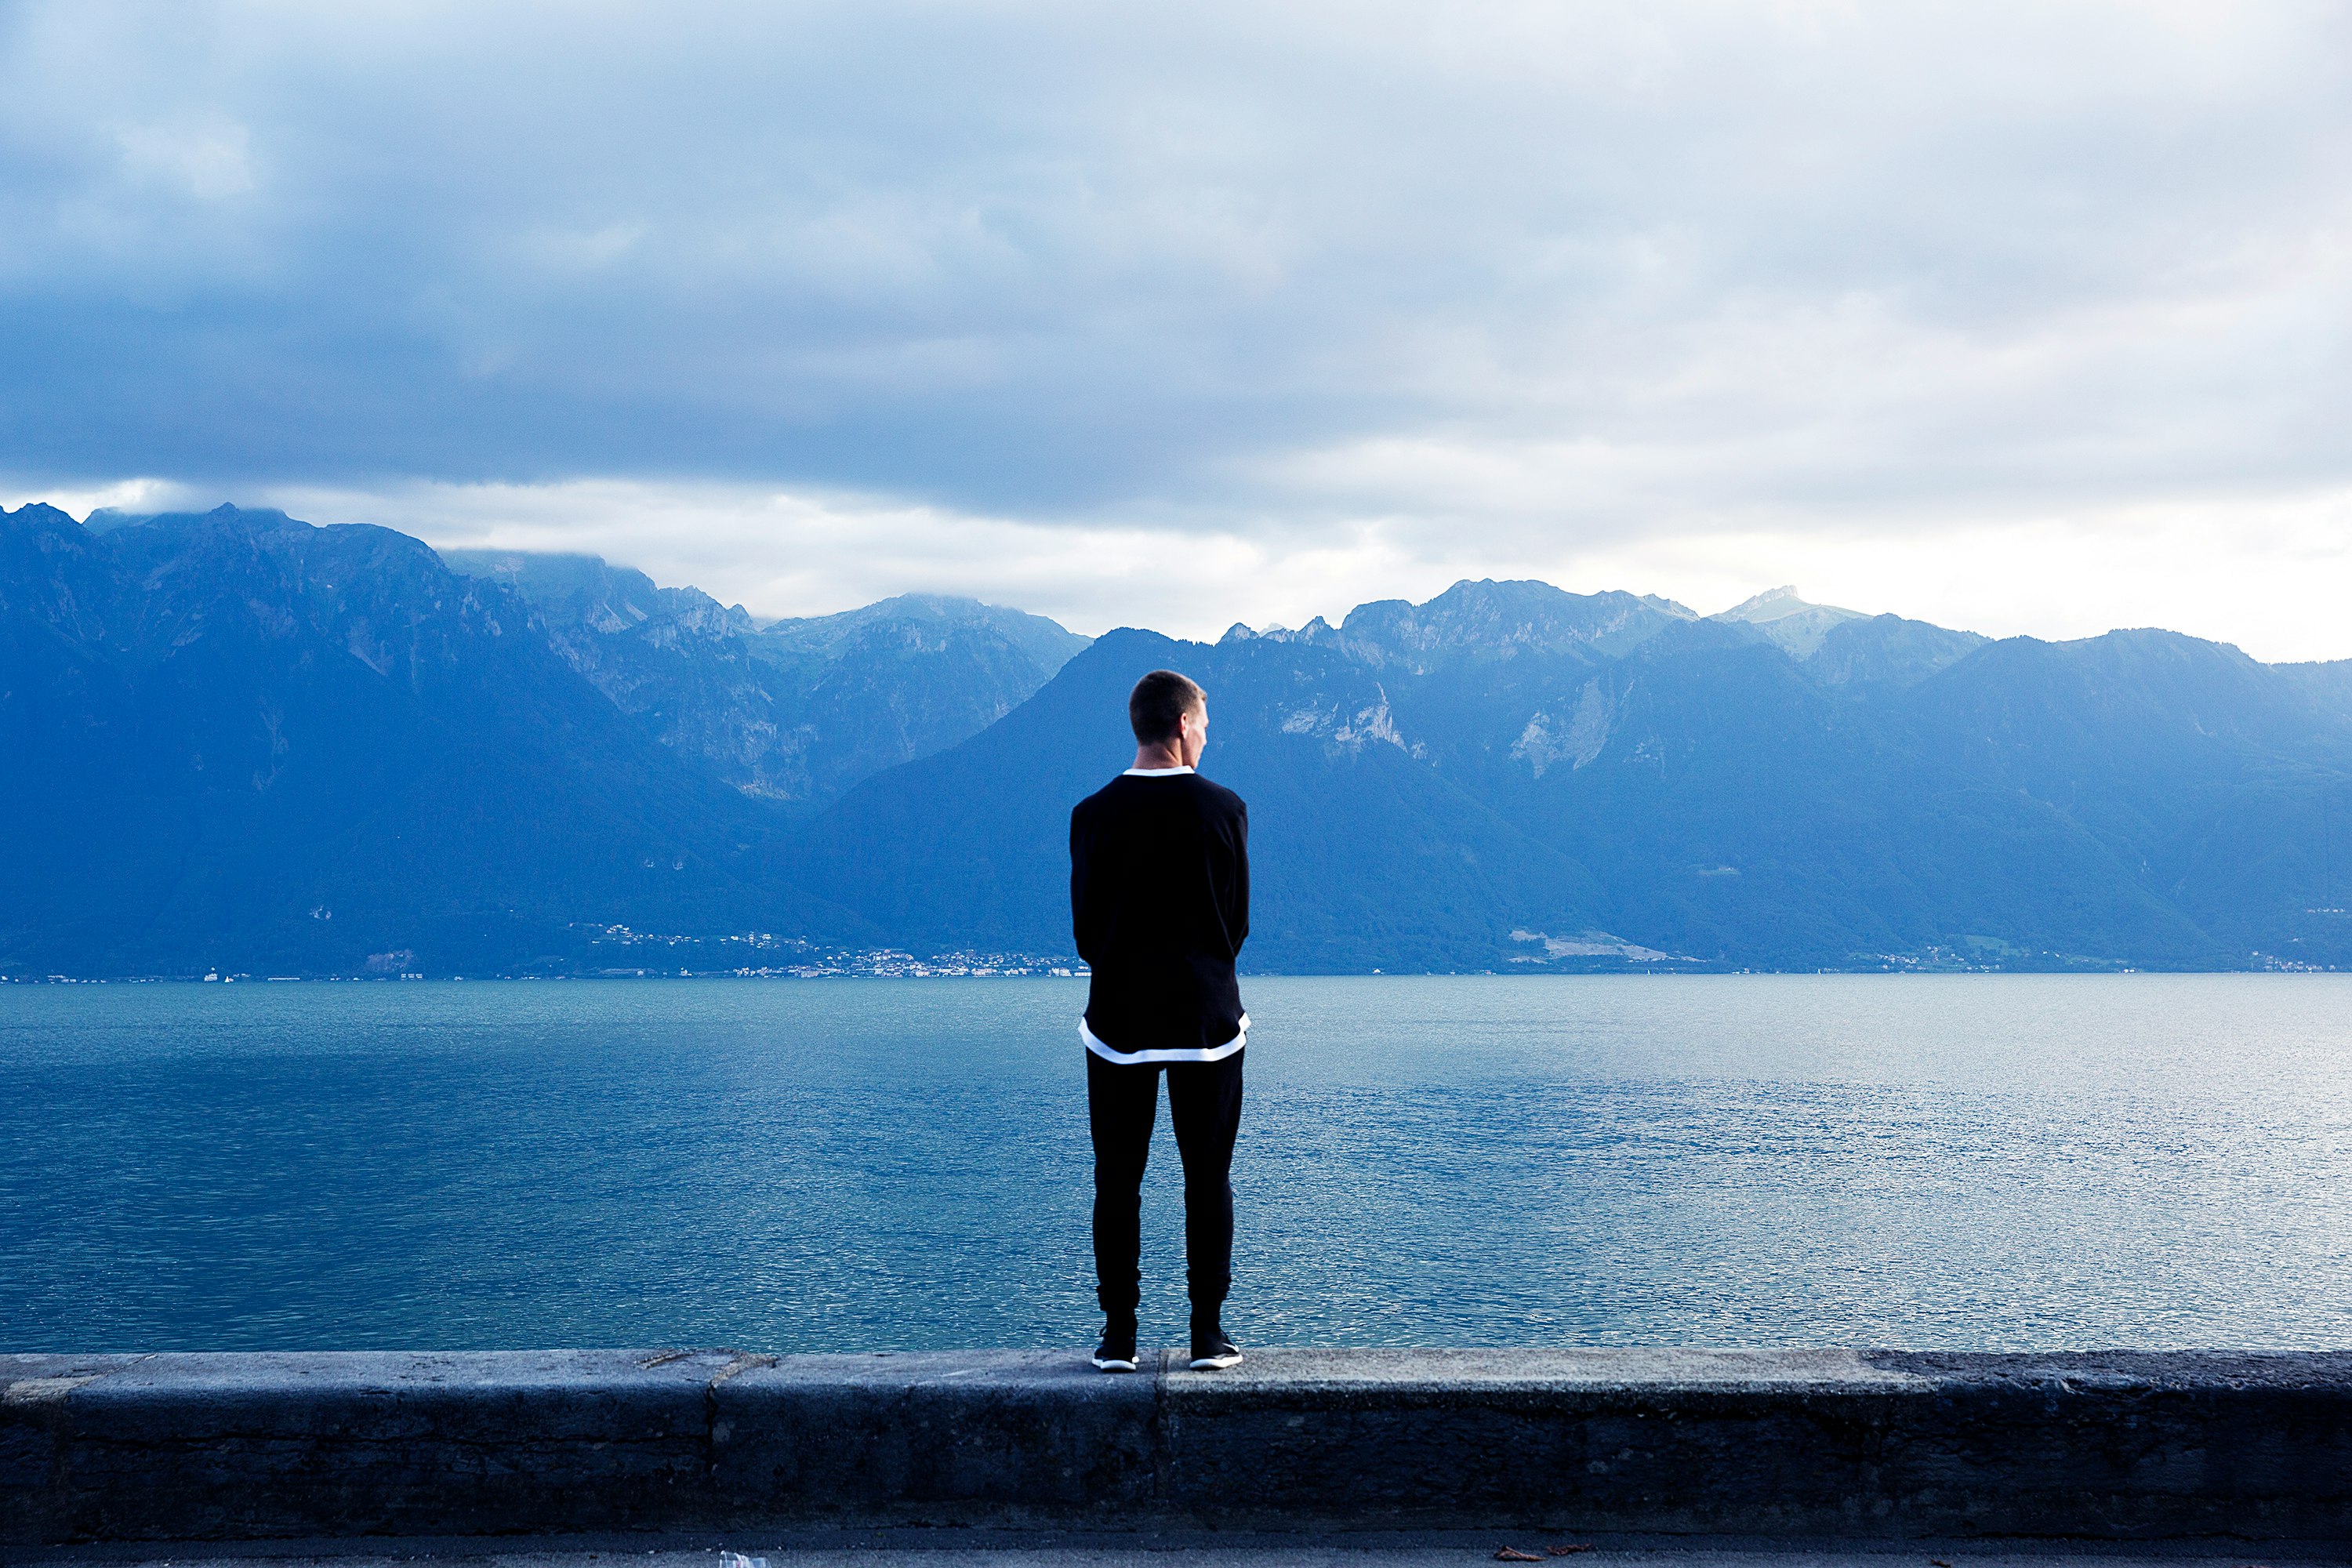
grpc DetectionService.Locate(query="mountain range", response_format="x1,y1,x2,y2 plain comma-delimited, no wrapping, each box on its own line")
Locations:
437,548,1089,810
6,501,2350,976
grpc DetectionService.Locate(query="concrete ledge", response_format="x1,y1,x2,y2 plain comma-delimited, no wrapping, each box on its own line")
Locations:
6,1349,2352,1544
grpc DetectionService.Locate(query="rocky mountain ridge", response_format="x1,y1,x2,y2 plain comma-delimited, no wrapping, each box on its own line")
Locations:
440,550,1089,808
799,582,2352,971
7,500,2350,975
0,503,872,975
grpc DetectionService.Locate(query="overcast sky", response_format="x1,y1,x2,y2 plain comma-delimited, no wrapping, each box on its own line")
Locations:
5,2,2350,655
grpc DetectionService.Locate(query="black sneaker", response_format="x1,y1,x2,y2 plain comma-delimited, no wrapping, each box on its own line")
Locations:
1188,1323,1243,1371
1092,1316,1138,1373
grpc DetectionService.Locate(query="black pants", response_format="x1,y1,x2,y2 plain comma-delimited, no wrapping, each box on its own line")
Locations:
1087,1047,1245,1319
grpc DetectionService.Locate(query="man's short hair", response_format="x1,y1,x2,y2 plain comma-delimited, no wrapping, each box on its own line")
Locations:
1129,670,1206,746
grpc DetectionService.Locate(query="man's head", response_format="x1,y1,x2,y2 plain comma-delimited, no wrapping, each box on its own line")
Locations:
1129,670,1208,766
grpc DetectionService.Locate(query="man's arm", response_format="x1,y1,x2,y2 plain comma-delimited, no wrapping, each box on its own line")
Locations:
1070,802,1105,967
1221,799,1250,955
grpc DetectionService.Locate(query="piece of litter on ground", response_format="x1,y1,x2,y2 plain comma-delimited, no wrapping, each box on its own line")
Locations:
1497,1550,1545,1562
1930,1559,1951,1566
720,1554,769,1568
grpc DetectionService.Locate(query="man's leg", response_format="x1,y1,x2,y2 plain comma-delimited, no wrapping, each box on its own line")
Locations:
1165,1049,1246,1323
1086,1051,1161,1320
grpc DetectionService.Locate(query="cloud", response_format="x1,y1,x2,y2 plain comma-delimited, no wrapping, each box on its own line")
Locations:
234,473,2352,665
112,117,255,202
254,476,1363,641
2,1,2349,651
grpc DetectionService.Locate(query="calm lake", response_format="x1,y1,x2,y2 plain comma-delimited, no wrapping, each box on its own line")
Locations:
5,973,2350,1353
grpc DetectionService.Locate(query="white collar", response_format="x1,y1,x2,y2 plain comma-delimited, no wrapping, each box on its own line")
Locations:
1123,765,1196,777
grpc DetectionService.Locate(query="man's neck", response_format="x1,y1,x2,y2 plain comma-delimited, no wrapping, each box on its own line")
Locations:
1131,745,1187,771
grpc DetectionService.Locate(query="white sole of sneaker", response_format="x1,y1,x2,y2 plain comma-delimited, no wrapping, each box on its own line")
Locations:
1091,1355,1138,1372
1188,1350,1243,1370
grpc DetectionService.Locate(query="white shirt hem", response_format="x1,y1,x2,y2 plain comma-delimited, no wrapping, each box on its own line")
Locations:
1081,1014,1248,1065
1122,764,1196,777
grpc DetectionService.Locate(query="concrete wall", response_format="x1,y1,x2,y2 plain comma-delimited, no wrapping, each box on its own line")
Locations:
7,1348,2352,1544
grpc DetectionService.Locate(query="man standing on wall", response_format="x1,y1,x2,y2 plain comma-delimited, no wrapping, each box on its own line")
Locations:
1069,669,1250,1374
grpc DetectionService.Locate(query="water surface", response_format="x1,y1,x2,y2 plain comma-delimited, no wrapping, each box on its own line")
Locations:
4,974,2348,1352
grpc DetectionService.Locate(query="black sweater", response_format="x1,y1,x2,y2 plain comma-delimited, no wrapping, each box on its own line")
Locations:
1069,771,1250,1054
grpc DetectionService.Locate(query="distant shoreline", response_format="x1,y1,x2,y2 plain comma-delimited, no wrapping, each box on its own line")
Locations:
6,964,2345,984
